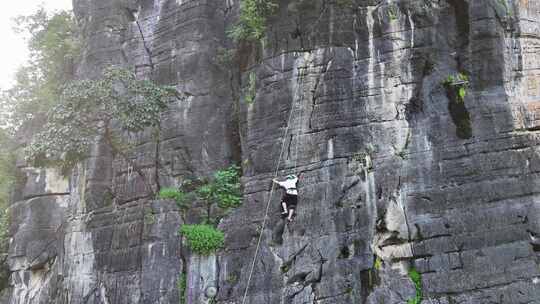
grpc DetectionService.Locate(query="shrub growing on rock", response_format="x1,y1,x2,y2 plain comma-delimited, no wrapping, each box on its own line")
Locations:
159,187,188,207
161,165,242,222
180,224,224,255
228,0,278,41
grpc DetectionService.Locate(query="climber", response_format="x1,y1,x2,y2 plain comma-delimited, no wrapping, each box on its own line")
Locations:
273,174,299,222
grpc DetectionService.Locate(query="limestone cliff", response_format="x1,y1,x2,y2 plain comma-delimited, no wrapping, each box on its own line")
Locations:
4,0,540,303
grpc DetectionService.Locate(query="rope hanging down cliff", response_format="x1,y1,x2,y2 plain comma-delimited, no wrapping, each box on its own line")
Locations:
241,69,305,304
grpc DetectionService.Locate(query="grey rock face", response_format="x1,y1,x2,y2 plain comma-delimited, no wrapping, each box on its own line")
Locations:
5,0,540,303
221,0,540,303
7,0,235,302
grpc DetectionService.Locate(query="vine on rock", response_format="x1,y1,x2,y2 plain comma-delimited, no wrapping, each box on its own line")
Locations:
407,267,423,304
180,224,225,256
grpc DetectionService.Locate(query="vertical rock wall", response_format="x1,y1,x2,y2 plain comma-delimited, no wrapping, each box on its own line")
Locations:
5,0,540,304
220,0,540,303
7,0,237,303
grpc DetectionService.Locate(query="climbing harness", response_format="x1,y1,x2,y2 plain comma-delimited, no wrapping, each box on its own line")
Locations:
241,65,306,304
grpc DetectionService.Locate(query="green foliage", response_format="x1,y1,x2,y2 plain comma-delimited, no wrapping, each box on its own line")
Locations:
0,130,15,292
407,268,423,304
374,256,382,270
165,166,242,222
228,0,278,41
1,8,80,129
0,131,15,210
458,86,466,100
244,72,257,105
207,165,242,209
443,75,454,85
167,168,240,273
388,5,399,21
226,273,238,284
180,224,225,255
177,273,186,304
0,132,15,212
25,67,178,174
442,72,472,139
442,73,469,103
159,187,188,208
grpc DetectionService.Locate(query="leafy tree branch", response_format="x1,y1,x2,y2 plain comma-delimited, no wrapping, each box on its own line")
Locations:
25,67,181,196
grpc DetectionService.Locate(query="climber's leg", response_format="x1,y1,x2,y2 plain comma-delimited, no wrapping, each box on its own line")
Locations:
286,195,297,222
287,209,295,222
281,201,288,215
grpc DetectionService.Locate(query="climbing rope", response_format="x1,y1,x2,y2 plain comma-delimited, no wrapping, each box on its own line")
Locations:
292,68,306,174
241,66,305,304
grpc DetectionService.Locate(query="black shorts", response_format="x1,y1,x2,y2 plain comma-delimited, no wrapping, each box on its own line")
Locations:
283,193,298,210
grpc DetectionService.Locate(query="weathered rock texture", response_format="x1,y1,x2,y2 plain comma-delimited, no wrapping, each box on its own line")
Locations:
4,0,540,303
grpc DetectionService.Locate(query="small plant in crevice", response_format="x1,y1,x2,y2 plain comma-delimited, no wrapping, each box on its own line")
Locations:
180,224,225,255
158,187,189,209
407,267,423,304
226,272,238,284
244,72,257,105
442,73,469,103
374,256,382,270
177,272,186,304
387,4,399,21
442,73,472,139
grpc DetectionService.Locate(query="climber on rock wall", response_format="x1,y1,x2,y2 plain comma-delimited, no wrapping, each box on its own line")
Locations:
273,175,299,222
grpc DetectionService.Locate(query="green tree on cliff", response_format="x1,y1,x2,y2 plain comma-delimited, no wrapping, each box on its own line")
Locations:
25,67,180,194
0,130,14,210
2,8,181,196
1,8,80,130
0,129,14,271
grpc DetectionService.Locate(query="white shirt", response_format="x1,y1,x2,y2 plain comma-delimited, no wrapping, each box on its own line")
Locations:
274,176,298,195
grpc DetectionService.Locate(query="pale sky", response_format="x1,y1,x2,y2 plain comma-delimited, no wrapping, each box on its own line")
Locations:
0,0,73,90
